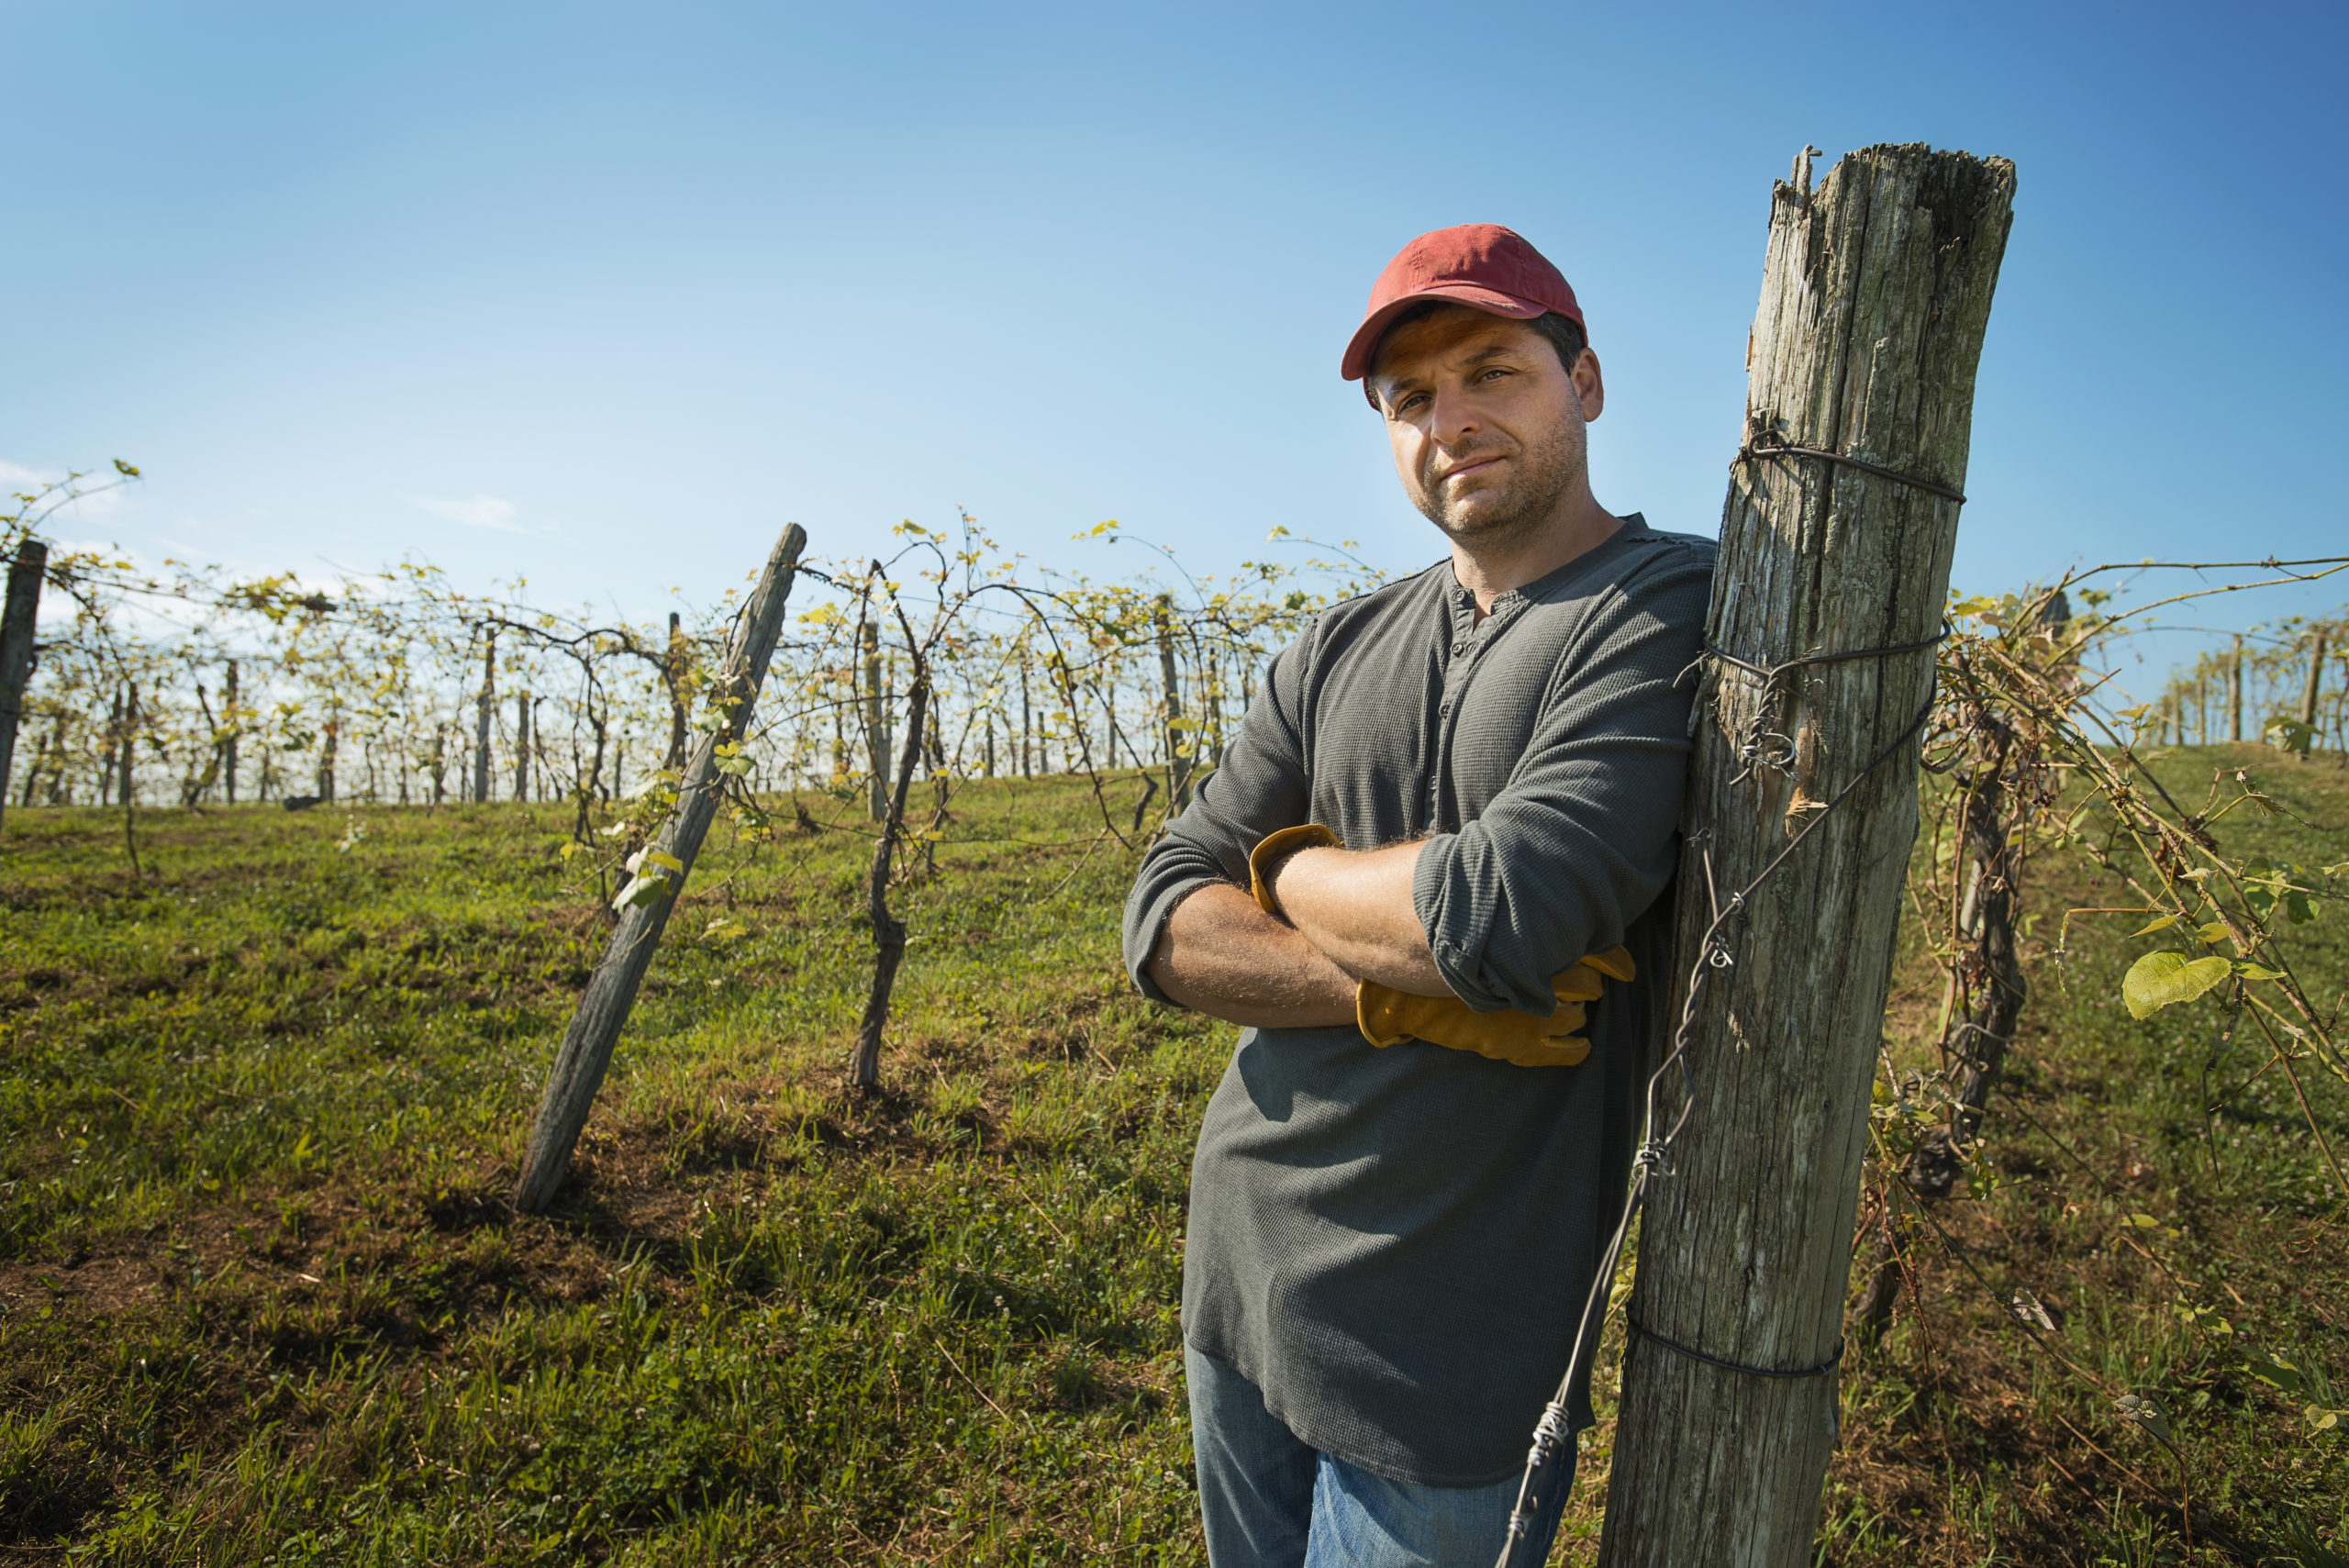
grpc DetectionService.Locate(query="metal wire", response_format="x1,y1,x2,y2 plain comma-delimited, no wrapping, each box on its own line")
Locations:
1626,1313,1845,1379
1739,442,1968,505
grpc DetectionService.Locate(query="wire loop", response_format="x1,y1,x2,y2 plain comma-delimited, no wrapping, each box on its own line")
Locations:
1738,441,1967,505
1626,1313,1845,1380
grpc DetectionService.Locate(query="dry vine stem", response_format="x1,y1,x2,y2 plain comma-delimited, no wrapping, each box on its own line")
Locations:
1595,143,2015,1568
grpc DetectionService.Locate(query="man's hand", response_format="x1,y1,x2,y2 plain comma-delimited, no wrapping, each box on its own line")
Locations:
1267,840,1453,998
1146,882,1360,1029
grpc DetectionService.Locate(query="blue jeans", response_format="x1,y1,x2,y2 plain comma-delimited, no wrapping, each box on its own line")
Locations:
1185,1343,1576,1568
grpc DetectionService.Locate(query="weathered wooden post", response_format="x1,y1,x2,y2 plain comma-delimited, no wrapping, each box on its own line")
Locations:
664,610,690,771
2301,633,2321,760
99,689,122,806
1155,596,1188,812
473,629,496,804
222,660,240,805
0,539,48,832
119,684,140,806
1019,653,1034,780
1592,144,2013,1568
514,524,807,1212
2229,634,2245,743
514,690,532,801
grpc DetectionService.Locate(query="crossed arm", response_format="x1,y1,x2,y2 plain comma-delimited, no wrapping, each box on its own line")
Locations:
1143,840,1453,1030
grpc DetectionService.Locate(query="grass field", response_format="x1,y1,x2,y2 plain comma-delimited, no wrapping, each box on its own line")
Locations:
1,753,2342,1564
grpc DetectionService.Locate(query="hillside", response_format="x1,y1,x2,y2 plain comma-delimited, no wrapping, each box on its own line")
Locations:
1,757,2342,1564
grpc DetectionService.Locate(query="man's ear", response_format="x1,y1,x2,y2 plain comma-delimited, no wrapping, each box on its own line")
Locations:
1573,350,1605,421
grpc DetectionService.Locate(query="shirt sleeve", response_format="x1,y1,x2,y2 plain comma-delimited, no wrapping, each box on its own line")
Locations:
1119,628,1318,1006
1411,550,1713,1015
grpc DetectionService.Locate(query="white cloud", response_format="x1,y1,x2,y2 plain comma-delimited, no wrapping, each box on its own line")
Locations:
407,493,545,535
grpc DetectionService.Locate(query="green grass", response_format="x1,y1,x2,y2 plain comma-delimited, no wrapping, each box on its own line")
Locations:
0,753,2341,1564
1801,745,2349,1567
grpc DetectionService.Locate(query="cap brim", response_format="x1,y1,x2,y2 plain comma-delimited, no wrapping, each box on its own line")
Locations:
1341,284,1548,381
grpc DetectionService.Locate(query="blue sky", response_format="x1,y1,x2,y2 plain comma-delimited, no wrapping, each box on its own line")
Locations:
6,1,2343,686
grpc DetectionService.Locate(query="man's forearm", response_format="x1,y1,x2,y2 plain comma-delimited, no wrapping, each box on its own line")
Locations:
1269,840,1452,997
1146,882,1360,1029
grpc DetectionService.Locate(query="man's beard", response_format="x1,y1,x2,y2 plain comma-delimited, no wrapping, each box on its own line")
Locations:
1411,427,1585,547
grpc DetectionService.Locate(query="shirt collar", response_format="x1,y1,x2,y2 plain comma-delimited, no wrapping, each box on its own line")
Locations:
1444,512,1650,617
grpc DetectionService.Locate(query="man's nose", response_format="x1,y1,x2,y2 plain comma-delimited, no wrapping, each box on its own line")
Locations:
1428,385,1481,445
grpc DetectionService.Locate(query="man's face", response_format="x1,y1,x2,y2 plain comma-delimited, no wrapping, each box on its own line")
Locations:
1368,306,1605,546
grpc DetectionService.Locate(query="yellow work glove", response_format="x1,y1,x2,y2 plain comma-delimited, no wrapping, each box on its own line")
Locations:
1242,824,1636,1068
1248,822,1341,915
1356,948,1637,1068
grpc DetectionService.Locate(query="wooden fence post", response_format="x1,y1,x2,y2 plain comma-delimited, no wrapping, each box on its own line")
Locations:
2299,632,2327,758
118,681,140,870
0,539,48,833
2229,634,2244,743
473,629,496,804
515,690,532,801
665,611,689,770
514,524,807,1212
1155,596,1188,813
1593,144,2014,1568
100,689,121,806
222,660,240,805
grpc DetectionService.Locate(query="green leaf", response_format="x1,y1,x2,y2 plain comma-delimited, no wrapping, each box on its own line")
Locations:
2246,1351,2305,1395
2232,962,2287,981
612,871,673,913
2121,951,2232,1019
715,755,754,777
2115,1391,2173,1440
642,851,685,873
2310,1407,2343,1432
2129,914,2180,937
2192,921,2232,945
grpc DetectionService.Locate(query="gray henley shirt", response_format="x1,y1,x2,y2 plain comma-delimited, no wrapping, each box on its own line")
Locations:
1121,514,1715,1486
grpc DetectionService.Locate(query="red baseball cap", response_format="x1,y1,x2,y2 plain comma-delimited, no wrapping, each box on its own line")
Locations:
1341,223,1584,382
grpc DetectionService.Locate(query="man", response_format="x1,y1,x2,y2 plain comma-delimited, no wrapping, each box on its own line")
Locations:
1120,224,1715,1566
